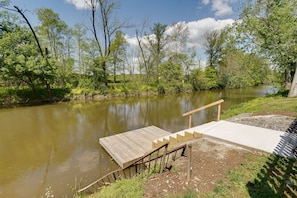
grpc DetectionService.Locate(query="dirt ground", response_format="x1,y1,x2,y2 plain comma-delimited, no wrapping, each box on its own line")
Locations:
143,113,297,198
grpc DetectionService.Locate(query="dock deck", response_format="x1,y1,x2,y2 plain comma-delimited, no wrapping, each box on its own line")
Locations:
99,125,171,168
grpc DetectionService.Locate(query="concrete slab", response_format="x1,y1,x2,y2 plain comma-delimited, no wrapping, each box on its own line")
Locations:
177,120,296,158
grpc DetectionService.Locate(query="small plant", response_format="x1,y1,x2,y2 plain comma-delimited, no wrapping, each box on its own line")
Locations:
43,186,54,198
171,166,180,173
92,175,145,198
183,189,198,198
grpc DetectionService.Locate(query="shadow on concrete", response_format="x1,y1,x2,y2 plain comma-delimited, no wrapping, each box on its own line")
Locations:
247,120,297,197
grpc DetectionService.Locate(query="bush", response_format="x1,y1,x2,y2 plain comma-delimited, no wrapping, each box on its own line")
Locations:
157,84,166,94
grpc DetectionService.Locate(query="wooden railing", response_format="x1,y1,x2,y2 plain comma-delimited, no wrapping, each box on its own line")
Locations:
182,99,224,128
77,142,187,195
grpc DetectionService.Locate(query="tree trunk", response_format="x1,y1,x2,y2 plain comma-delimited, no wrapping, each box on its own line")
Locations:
102,61,108,86
288,63,297,97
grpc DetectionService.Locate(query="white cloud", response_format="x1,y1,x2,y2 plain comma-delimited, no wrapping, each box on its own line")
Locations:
125,18,234,60
202,0,210,4
187,18,234,48
124,35,139,49
64,0,89,10
202,0,235,17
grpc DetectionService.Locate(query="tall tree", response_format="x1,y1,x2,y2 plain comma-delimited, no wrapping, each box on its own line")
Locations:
36,8,71,85
86,0,128,87
239,0,297,97
1,5,56,95
149,23,167,83
36,8,68,60
135,25,153,84
73,23,88,76
109,30,127,83
203,30,225,69
166,22,193,83
0,13,55,93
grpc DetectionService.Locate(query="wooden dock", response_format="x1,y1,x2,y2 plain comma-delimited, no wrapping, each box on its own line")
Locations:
99,126,171,168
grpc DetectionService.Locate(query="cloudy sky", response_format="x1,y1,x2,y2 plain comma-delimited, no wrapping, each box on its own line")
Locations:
9,0,241,59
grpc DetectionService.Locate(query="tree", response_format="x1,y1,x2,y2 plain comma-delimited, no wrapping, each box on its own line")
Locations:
239,0,297,97
73,23,88,76
109,30,127,83
166,22,194,83
0,6,56,95
190,68,208,91
135,26,152,84
36,8,72,86
203,30,225,69
159,60,183,84
149,23,167,83
86,0,129,87
0,19,55,93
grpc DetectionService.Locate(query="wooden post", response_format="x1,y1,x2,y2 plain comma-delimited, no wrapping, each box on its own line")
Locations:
147,154,152,180
217,103,221,121
183,99,224,128
160,144,168,173
187,144,192,182
188,114,192,128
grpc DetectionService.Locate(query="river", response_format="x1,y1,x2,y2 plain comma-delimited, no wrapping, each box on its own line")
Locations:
0,86,277,197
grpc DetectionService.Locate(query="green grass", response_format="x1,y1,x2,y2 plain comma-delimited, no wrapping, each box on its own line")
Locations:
222,96,297,119
201,153,297,198
86,176,145,198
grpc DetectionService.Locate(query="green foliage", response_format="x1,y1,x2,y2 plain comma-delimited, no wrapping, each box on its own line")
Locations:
157,84,166,94
190,68,208,91
36,8,73,86
238,0,297,87
0,86,70,105
90,176,145,198
1,2,280,103
0,23,56,90
221,96,297,119
204,66,220,89
159,61,183,84
204,30,225,68
219,48,271,88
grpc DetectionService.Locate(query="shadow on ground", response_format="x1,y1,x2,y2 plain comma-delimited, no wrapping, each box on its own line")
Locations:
247,120,297,198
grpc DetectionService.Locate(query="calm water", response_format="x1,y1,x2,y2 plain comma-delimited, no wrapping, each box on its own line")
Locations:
0,86,276,197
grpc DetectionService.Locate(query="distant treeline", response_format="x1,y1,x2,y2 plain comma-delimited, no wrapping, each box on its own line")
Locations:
1,0,296,104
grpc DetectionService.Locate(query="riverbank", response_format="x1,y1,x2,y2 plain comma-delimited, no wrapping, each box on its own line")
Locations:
0,84,277,107
80,95,297,198
0,83,192,107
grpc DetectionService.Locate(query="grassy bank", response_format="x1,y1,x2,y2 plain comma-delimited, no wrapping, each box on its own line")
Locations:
0,86,70,106
0,82,193,106
76,95,297,198
222,95,297,119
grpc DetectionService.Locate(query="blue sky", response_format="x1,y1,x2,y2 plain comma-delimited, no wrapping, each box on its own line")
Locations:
7,0,241,61
9,0,240,31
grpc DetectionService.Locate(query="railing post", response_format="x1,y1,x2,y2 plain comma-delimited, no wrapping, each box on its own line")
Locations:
187,144,192,182
188,114,192,128
217,103,221,121
160,144,168,173
183,99,224,128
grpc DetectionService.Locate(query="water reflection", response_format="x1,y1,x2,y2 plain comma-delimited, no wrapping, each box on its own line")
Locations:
0,86,276,197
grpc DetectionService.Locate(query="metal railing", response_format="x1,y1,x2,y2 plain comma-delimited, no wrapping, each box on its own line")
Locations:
182,99,224,128
77,142,187,195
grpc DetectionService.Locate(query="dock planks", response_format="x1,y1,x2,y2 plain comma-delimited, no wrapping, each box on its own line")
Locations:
99,125,171,168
